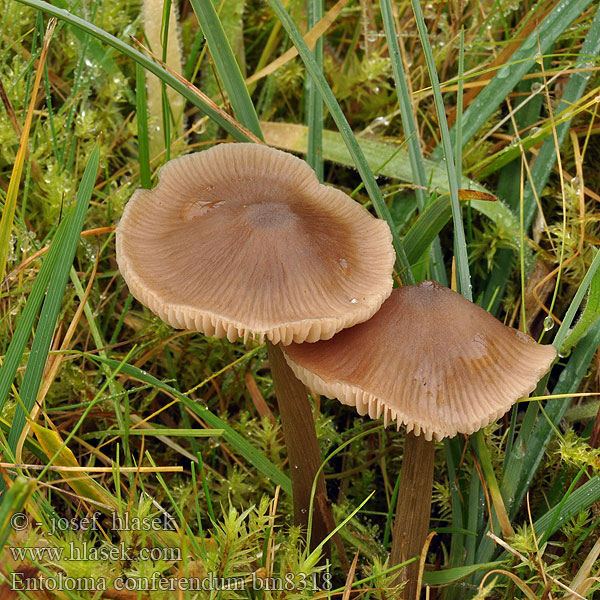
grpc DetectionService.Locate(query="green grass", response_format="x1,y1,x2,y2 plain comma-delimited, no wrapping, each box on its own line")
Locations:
1,0,600,598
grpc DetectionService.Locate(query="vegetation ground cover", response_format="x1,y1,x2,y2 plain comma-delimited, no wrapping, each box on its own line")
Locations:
0,0,599,598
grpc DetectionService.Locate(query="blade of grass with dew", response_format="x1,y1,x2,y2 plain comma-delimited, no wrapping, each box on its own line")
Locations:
52,0,135,105
305,0,323,181
90,357,292,495
15,0,257,143
0,229,64,414
495,67,545,213
410,0,471,299
380,0,446,285
483,4,600,312
7,145,99,454
380,0,427,211
264,0,414,284
189,0,263,140
521,3,600,231
431,0,596,160
510,287,600,502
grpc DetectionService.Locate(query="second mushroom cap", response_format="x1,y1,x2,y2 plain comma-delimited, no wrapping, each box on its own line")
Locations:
283,281,557,440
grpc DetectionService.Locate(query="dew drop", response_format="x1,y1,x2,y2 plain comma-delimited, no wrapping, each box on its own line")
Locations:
366,30,379,43
531,81,544,94
570,176,579,186
543,315,555,331
350,298,358,304
338,258,348,271
497,66,510,79
510,136,521,147
530,126,542,136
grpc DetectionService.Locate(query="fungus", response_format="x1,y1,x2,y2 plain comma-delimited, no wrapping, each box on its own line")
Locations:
115,142,396,552
283,281,556,596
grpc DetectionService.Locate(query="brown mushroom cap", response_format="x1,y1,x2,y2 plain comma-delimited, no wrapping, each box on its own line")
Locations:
283,281,557,440
116,143,395,345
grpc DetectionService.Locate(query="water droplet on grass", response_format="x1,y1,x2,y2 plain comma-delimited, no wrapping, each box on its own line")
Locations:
531,82,544,93
543,316,555,331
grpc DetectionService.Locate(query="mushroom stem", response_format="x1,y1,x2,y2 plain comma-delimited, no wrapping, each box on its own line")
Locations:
266,341,331,554
390,432,435,599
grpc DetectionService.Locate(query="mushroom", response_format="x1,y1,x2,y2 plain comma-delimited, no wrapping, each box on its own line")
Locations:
282,280,557,596
115,142,396,552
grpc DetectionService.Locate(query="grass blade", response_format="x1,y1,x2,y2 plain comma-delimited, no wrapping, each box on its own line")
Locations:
380,0,427,212
136,63,152,189
554,247,600,351
8,145,100,453
305,0,324,181
189,0,263,139
30,422,117,508
423,562,504,586
403,196,452,266
410,0,471,299
380,0,446,285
